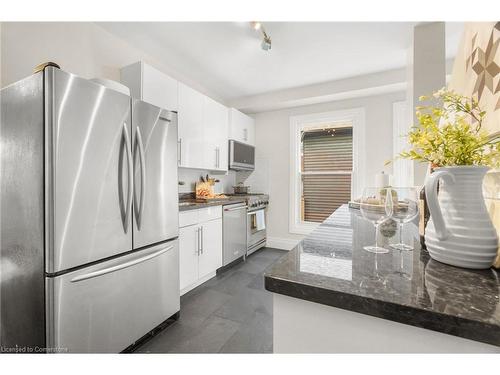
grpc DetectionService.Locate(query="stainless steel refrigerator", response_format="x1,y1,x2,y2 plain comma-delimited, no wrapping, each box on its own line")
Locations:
0,67,180,353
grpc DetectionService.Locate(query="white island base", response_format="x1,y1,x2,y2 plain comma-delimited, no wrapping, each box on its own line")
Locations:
273,294,500,353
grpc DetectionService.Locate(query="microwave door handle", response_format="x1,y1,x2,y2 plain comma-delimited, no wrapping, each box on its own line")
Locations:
122,123,133,234
70,245,173,282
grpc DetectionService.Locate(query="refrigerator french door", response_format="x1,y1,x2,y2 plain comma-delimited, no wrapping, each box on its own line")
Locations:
131,99,179,249
1,67,179,353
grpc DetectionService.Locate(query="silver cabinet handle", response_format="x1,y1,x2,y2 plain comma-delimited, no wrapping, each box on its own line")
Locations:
244,128,248,141
224,205,248,212
215,147,218,169
195,227,200,255
216,147,219,169
178,138,182,165
201,226,204,254
135,126,146,230
70,245,173,283
122,123,133,234
197,226,202,255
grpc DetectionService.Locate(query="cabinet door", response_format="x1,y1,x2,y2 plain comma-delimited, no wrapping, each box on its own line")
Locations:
142,63,178,111
216,104,229,171
204,97,229,171
179,224,200,291
229,108,255,146
244,116,255,146
199,219,223,279
178,83,206,168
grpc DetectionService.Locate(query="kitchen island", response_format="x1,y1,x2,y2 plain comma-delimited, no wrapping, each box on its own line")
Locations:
265,205,500,353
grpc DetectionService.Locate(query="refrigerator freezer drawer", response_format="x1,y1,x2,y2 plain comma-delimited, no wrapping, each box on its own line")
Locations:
46,239,180,353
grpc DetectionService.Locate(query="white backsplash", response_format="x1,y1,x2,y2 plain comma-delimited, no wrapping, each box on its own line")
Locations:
178,158,270,196
178,168,236,195
234,156,270,194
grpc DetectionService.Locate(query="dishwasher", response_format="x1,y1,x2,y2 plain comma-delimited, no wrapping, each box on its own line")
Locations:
222,202,248,266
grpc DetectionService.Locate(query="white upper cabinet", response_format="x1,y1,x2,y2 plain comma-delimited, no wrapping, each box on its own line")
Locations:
204,96,229,171
229,108,255,146
120,61,178,111
178,82,206,169
122,61,230,171
177,83,229,171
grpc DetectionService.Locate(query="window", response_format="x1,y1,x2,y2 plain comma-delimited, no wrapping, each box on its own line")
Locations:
289,109,365,235
301,126,353,222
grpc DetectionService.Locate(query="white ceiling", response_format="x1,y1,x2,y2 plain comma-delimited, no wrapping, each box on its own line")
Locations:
98,22,464,101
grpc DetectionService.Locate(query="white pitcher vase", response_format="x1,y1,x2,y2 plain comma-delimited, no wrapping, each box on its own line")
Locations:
424,166,498,269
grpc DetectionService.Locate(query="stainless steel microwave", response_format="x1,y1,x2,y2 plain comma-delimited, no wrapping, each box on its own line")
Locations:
229,139,255,171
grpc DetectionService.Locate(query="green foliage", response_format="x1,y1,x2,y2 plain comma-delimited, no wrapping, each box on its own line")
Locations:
400,88,500,168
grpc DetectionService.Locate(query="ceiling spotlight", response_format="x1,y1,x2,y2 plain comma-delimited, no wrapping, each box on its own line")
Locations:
250,21,272,51
261,35,272,51
251,21,261,30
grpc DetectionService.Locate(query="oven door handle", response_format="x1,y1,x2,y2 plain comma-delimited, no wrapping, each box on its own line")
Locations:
247,209,265,215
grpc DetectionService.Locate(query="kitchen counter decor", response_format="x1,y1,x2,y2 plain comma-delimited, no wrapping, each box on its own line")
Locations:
401,89,500,269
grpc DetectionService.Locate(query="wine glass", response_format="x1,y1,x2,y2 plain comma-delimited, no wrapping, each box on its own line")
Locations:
359,187,394,254
388,187,419,251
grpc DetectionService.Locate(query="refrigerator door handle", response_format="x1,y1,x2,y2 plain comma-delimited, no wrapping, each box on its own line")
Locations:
123,123,133,233
135,126,146,230
70,245,174,283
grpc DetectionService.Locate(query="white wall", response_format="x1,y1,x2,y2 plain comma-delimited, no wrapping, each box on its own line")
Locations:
254,90,405,247
0,22,223,102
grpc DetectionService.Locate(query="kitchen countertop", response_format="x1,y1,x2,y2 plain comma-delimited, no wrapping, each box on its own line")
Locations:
264,205,500,347
179,197,247,212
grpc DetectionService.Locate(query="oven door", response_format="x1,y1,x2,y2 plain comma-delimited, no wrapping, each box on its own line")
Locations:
247,208,266,254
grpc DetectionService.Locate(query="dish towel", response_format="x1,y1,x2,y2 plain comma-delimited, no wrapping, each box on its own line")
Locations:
256,210,266,231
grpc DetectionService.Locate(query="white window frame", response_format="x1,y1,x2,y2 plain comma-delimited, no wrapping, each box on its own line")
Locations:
289,108,366,235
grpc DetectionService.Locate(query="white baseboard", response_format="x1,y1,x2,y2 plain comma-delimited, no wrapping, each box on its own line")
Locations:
266,236,301,251
180,271,216,296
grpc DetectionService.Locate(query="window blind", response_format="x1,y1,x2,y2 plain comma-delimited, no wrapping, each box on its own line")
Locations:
301,127,353,222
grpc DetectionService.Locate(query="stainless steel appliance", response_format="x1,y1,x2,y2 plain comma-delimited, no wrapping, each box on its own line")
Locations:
0,67,180,353
226,194,269,256
229,139,255,171
222,202,248,266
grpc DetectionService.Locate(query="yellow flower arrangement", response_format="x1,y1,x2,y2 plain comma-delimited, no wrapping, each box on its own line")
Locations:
400,88,500,168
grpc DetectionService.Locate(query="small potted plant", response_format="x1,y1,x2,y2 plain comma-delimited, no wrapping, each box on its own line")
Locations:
401,88,500,269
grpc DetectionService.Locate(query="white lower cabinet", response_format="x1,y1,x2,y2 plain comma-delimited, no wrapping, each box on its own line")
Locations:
179,207,223,294
179,225,199,291
198,218,223,279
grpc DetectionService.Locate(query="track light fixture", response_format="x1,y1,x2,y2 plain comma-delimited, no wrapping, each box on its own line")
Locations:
250,21,271,51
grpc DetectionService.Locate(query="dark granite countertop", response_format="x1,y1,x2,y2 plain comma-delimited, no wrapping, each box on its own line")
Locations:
179,197,246,212
265,205,500,347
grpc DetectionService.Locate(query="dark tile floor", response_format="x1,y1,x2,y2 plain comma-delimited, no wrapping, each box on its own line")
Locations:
134,247,286,353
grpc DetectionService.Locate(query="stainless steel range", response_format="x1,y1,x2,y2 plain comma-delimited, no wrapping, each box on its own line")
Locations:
227,194,269,256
